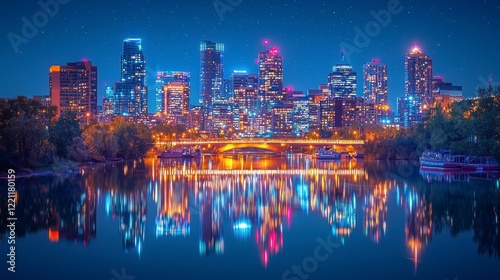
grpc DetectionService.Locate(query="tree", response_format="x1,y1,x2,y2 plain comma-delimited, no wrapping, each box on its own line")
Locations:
111,118,152,159
49,111,81,159
67,136,90,162
3,112,48,167
83,123,118,162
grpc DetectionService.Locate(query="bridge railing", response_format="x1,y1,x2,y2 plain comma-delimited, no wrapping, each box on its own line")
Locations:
169,139,364,145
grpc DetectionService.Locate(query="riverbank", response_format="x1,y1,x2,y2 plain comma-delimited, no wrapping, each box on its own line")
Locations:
0,157,131,179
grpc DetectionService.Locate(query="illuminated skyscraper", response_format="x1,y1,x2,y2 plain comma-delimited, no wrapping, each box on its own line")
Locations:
188,105,204,131
231,71,258,112
156,71,190,113
292,94,309,136
200,41,224,109
231,71,258,136
163,82,190,127
328,52,357,99
363,59,388,105
400,43,433,127
258,45,283,111
49,60,97,126
114,38,148,115
271,104,293,137
103,86,114,116
405,44,433,100
319,97,357,137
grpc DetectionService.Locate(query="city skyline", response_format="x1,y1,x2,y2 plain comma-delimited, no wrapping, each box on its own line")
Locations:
1,0,499,112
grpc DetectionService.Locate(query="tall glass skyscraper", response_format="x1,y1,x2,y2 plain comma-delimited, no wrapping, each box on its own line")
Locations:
400,44,433,127
156,71,190,113
114,38,148,115
163,82,190,126
231,71,258,113
405,45,433,100
200,41,224,109
328,52,357,99
363,59,388,105
49,60,97,126
258,46,283,111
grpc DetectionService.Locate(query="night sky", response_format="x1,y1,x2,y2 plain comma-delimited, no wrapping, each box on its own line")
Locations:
1,0,499,112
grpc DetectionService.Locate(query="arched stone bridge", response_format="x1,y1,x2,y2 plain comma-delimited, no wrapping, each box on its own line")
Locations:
169,139,364,153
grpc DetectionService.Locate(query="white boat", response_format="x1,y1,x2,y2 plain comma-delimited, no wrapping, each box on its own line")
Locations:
314,148,340,160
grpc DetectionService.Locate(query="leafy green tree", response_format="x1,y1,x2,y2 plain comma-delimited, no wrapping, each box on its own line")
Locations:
49,111,81,158
3,112,48,167
111,118,152,159
83,123,119,161
67,136,90,162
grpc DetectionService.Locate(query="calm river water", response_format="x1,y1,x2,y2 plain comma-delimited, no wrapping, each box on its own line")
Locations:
1,155,499,280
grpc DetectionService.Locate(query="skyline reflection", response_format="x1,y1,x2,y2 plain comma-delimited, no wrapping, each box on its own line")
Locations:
1,155,499,272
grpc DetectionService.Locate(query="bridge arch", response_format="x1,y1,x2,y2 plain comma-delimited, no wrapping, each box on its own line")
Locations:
218,143,282,153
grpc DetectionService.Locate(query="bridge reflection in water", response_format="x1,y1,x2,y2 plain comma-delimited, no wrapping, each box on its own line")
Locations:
159,139,364,153
2,155,499,276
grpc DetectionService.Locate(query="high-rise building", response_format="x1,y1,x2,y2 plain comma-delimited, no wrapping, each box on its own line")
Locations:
431,76,462,98
292,94,309,137
114,38,148,115
400,44,433,127
103,86,114,116
328,52,357,99
49,60,97,126
363,59,388,105
307,89,323,132
188,106,204,132
211,103,233,136
258,46,283,111
405,44,433,100
231,71,258,136
271,104,294,137
163,82,190,127
156,71,190,113
231,71,258,113
319,97,357,137
200,41,224,109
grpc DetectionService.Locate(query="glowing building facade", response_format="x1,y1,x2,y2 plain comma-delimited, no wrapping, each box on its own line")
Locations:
328,52,357,99
363,59,388,105
200,41,224,121
49,60,97,126
400,44,433,127
258,46,283,112
163,82,190,126
114,38,148,115
156,71,190,114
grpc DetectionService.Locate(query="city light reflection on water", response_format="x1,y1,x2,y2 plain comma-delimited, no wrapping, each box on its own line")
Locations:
1,155,499,280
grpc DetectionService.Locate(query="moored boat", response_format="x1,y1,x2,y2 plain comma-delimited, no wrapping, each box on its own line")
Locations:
157,150,183,158
314,148,340,160
182,146,202,158
419,150,462,170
